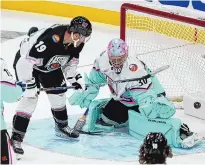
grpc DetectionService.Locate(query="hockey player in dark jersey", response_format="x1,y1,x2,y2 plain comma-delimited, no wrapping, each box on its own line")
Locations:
11,16,92,157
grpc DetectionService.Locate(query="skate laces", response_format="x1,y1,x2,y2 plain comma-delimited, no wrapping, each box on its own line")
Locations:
181,124,190,133
13,140,22,149
63,126,74,134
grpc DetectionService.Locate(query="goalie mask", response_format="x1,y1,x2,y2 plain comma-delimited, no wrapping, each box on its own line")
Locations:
107,38,128,74
69,16,92,47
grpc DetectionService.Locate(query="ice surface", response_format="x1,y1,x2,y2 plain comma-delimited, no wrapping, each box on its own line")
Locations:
1,10,205,164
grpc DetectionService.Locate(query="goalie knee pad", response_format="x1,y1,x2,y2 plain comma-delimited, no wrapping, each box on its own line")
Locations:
153,96,176,118
87,98,110,132
138,92,175,119
128,111,182,148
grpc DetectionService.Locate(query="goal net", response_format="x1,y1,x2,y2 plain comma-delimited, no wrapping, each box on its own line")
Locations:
120,3,205,101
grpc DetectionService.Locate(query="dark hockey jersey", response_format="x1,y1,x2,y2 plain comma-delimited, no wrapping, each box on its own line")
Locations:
17,24,84,81
25,24,84,72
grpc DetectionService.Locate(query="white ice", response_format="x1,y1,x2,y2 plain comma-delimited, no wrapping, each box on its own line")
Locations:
1,10,205,164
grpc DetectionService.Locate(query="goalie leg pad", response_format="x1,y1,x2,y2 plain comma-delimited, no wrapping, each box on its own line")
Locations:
128,110,182,148
139,93,176,119
87,98,110,132
153,96,176,119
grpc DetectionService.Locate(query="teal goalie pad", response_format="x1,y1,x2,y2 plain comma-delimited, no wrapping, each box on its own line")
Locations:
128,110,182,148
87,99,129,132
153,96,176,118
87,98,112,132
138,92,176,119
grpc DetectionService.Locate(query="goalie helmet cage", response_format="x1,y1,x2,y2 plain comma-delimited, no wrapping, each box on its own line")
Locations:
120,3,205,100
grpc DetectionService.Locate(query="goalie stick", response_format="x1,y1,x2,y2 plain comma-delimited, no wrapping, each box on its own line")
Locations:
73,65,170,134
41,65,170,92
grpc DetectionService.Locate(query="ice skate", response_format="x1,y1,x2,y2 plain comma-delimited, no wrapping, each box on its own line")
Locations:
11,139,24,160
180,124,203,148
181,132,203,148
55,125,79,139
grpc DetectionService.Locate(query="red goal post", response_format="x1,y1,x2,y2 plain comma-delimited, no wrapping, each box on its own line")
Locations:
120,3,205,102
120,3,205,41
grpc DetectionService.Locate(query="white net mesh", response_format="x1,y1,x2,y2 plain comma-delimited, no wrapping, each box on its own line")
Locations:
0,30,26,43
125,8,205,98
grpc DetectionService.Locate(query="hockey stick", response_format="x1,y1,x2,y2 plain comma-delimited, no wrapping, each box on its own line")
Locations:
40,86,75,92
73,108,104,135
73,65,170,134
73,108,89,132
78,130,104,136
41,65,170,92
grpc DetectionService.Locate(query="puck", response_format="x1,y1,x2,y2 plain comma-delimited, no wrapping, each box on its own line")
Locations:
194,102,201,109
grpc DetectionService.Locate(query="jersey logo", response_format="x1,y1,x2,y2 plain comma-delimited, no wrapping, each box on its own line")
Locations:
52,34,60,43
45,55,70,71
129,64,138,72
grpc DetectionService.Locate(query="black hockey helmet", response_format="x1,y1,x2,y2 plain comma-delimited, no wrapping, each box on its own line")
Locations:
143,132,168,151
139,132,173,164
69,16,92,37
27,27,38,36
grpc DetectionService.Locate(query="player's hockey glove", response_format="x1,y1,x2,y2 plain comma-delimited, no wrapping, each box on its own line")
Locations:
17,77,38,98
71,82,82,90
67,73,85,90
68,73,99,108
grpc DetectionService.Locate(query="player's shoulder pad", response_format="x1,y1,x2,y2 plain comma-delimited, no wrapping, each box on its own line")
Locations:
37,24,65,43
50,25,67,43
50,24,67,31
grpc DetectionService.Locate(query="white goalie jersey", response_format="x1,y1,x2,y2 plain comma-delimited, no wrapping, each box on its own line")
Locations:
92,51,153,102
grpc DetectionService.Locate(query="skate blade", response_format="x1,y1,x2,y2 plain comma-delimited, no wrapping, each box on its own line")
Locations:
181,134,203,148
55,132,79,141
